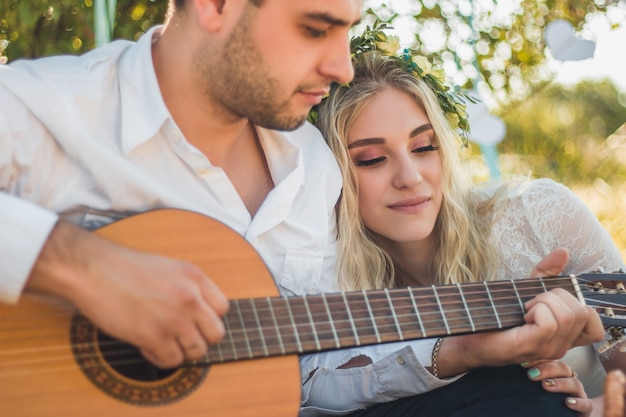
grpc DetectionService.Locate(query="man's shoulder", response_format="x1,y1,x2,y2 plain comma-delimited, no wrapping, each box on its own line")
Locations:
0,39,134,91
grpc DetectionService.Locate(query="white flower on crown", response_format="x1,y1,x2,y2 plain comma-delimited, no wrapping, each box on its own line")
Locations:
375,33,401,56
412,55,432,75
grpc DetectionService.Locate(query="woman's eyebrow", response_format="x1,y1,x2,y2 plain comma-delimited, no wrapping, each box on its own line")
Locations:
347,137,385,149
410,124,433,138
348,124,434,150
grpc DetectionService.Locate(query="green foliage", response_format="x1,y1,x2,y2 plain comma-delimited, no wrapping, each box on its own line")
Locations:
0,0,167,62
499,80,626,185
363,0,624,108
1,0,624,258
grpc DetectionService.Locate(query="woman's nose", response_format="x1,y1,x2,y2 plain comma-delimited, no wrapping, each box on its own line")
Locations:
391,156,422,189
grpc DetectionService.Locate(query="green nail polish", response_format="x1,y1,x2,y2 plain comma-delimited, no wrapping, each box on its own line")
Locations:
527,368,541,379
520,362,529,367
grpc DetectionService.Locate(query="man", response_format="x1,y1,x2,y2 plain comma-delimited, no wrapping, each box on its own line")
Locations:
0,1,607,415
0,0,360,368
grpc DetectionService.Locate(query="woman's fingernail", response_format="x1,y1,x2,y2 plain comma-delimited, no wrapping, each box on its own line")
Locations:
543,379,555,387
567,398,577,406
527,368,541,379
521,362,529,367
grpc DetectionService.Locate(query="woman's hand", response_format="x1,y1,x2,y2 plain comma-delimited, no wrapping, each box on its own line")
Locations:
524,360,595,417
604,370,625,417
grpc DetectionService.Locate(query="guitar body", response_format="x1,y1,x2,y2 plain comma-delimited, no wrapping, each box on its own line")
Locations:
0,210,302,417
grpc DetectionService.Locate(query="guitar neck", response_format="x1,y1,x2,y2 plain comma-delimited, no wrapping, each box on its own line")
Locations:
199,276,579,364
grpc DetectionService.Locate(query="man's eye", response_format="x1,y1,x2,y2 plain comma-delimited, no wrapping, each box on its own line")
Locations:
413,145,439,154
356,157,385,167
304,27,327,38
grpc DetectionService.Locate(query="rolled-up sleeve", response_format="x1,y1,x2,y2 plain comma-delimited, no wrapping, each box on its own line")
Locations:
0,85,59,304
0,193,58,303
299,339,463,415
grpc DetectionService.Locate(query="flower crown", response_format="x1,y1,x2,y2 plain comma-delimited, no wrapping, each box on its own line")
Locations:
308,20,473,146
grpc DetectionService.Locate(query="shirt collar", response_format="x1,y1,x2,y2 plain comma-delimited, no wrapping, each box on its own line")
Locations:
118,25,171,155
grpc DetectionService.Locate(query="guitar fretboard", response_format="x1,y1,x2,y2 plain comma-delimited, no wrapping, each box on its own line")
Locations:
197,276,576,364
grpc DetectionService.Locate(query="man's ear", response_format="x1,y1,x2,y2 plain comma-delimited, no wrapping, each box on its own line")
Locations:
193,0,227,31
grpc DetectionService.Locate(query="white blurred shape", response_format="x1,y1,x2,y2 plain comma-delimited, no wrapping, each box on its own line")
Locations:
466,91,506,146
545,19,596,61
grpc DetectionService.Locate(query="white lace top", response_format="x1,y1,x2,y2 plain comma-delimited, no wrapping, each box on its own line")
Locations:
475,178,625,396
300,178,624,415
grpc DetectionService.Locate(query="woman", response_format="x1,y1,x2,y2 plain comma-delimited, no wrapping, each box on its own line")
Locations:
304,41,625,416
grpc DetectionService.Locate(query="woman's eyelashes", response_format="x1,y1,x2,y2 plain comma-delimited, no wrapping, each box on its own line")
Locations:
412,144,440,155
353,144,439,167
355,156,386,167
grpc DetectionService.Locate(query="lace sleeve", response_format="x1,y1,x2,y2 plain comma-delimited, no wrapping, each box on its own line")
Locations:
520,178,625,274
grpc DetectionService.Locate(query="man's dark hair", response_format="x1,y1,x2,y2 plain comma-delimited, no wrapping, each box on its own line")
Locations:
172,0,263,11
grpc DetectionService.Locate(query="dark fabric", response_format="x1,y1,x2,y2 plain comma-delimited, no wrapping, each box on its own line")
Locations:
345,365,576,417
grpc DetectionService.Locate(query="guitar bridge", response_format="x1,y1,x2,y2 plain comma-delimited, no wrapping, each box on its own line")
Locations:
599,326,626,357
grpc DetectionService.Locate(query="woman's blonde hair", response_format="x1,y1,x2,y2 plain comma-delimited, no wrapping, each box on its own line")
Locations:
317,51,500,290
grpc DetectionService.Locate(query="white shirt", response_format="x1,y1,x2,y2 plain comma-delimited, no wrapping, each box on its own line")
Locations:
300,178,625,415
0,25,435,416
0,26,342,304
2,27,622,416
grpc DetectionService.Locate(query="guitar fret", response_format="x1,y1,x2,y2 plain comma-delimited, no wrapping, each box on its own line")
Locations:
234,300,253,358
283,297,303,353
206,327,225,363
362,290,381,344
215,335,224,362
321,293,341,349
342,292,361,346
267,297,286,355
539,277,548,292
223,312,238,361
384,288,404,341
408,287,427,338
249,299,268,357
197,278,614,365
302,296,321,351
456,283,475,333
483,281,502,329
510,280,525,312
432,285,450,335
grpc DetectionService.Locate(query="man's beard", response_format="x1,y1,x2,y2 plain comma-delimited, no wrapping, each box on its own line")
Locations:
194,9,308,131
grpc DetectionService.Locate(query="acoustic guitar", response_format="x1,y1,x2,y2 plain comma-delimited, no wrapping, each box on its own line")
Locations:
1,209,625,417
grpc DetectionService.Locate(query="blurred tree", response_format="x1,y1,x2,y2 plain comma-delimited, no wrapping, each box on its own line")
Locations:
1,0,624,257
362,0,625,108
499,80,626,185
0,0,167,62
3,0,624,108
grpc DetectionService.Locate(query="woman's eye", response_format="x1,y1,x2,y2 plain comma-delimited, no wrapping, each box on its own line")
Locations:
356,157,386,167
412,145,439,154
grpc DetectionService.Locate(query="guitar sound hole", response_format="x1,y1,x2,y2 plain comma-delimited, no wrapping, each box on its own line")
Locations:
71,312,208,406
97,331,176,381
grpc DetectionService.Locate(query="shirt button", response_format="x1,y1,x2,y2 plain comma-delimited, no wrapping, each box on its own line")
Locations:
396,355,406,365
322,367,329,375
196,168,210,176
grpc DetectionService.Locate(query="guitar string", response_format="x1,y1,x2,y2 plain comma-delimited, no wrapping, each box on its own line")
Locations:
2,279,624,352
1,279,624,374
2,280,624,352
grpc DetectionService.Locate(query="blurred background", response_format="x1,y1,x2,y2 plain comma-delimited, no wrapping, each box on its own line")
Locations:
1,0,624,262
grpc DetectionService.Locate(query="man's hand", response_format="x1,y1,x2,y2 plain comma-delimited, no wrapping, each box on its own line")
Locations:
26,220,230,369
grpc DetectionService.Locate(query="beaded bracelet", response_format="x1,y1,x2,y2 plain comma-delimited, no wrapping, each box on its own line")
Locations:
430,337,444,378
